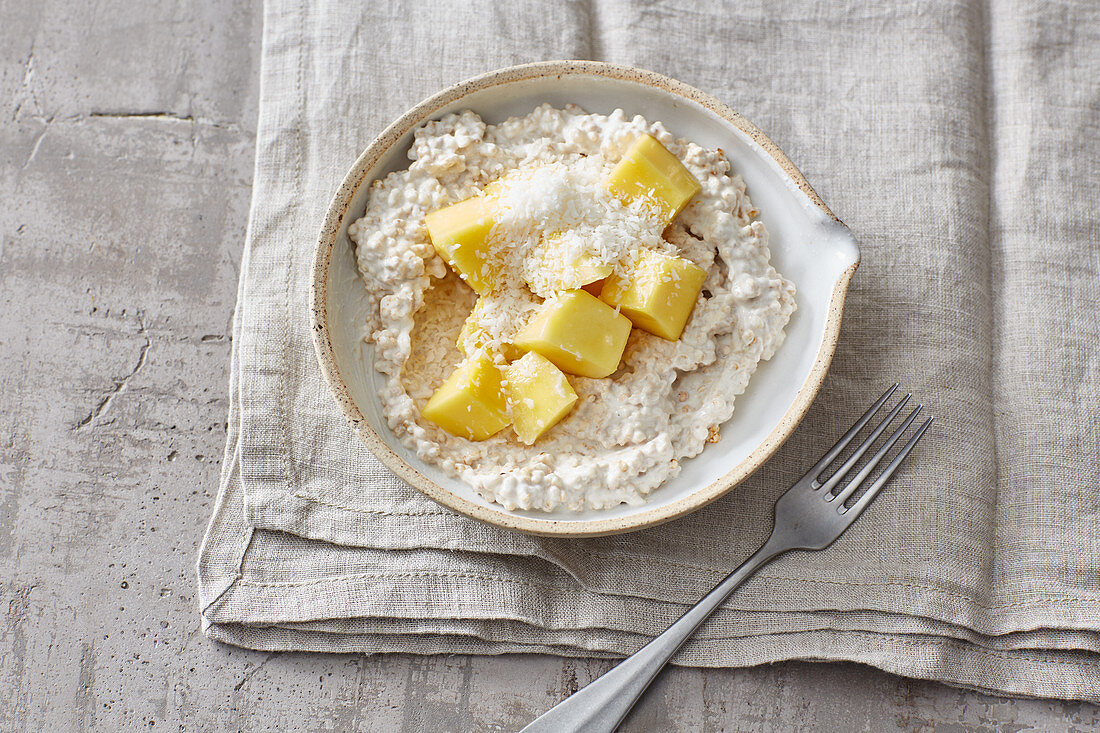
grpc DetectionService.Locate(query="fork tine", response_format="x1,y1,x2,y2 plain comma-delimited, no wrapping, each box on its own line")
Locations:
805,384,898,484
838,414,933,518
830,404,923,505
818,394,911,494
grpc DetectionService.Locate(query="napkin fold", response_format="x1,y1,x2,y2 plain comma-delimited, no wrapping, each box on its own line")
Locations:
199,0,1100,701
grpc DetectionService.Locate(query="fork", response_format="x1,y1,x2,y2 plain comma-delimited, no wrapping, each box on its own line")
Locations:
519,385,933,733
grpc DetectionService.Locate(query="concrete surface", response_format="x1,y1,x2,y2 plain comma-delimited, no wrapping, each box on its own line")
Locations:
1,1,1098,731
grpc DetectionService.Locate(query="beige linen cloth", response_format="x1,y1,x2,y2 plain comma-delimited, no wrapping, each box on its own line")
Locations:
198,0,1100,702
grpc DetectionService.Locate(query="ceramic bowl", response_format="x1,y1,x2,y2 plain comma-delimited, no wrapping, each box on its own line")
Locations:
310,60,859,536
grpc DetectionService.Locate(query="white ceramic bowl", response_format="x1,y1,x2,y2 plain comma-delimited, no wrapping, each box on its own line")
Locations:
310,61,859,536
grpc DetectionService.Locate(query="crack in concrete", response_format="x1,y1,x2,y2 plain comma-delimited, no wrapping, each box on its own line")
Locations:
87,110,238,132
89,110,195,123
22,117,53,170
233,652,279,692
75,641,97,728
75,316,151,431
10,42,40,122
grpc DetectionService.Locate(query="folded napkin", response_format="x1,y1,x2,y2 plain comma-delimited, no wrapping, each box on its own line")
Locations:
199,0,1100,701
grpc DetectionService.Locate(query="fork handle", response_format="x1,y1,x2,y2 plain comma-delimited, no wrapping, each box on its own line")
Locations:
519,536,788,733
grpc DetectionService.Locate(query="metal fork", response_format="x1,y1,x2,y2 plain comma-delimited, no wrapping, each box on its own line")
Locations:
520,385,933,733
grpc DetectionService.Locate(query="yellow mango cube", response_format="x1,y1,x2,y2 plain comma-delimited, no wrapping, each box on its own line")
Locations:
421,354,510,441
601,250,707,340
605,134,701,227
514,290,632,378
552,250,613,291
456,301,523,362
527,234,614,293
505,352,578,445
581,278,605,296
424,195,499,295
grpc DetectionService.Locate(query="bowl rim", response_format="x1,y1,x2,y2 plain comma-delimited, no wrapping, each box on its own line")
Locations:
309,59,859,537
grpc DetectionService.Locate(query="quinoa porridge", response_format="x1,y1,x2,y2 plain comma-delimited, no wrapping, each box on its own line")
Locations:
347,104,795,512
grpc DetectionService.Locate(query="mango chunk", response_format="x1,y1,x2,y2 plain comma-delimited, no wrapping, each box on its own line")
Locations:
581,278,605,297
514,290,632,378
424,195,499,295
456,300,523,362
421,354,510,441
601,250,707,340
505,352,579,445
528,234,614,293
605,134,701,227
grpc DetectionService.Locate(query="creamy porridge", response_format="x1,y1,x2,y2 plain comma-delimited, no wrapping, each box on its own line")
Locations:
348,104,795,512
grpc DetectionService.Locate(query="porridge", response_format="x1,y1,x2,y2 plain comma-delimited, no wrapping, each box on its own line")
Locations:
348,104,795,512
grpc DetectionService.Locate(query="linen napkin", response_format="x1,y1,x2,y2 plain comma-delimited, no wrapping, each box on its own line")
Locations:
198,0,1100,702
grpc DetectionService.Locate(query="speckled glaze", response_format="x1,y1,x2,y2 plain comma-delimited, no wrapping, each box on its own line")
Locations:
310,61,860,536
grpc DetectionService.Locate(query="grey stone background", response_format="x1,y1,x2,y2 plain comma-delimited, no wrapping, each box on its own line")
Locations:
1,2,1098,731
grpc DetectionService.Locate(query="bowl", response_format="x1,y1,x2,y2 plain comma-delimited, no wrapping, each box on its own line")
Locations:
310,60,859,536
